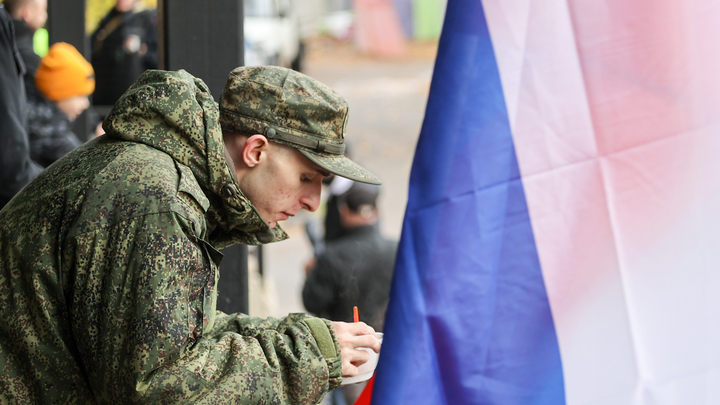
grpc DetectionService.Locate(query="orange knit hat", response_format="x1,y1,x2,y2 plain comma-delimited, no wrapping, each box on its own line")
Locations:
35,42,95,101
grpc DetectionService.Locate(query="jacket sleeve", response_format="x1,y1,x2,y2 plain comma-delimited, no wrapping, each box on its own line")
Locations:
69,210,342,404
0,8,42,207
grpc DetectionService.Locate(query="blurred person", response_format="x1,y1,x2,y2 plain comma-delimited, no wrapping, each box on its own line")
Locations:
302,181,398,404
6,0,97,165
3,0,47,89
5,0,85,169
323,174,355,242
304,144,355,255
90,0,157,106
0,66,383,403
0,3,42,209
303,181,397,330
304,174,353,257
322,142,356,244
28,42,95,167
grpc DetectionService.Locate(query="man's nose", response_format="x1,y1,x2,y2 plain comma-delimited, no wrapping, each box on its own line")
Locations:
300,183,322,212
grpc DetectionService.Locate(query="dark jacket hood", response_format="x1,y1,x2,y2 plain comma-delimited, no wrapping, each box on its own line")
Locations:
103,69,287,247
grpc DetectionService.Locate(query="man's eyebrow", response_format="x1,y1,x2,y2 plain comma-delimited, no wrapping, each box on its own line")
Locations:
317,169,332,177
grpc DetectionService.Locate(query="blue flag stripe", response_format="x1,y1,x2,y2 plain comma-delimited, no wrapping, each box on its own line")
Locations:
372,0,565,403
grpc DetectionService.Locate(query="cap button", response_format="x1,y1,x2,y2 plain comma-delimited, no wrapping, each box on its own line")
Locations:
222,183,237,198
256,230,275,243
266,128,276,138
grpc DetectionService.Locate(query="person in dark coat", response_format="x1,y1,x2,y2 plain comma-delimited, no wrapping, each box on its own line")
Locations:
28,42,95,167
90,0,157,107
6,0,88,168
3,0,46,89
0,4,43,209
303,182,398,330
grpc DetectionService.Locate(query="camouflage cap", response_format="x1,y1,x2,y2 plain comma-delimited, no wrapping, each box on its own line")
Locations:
219,66,381,185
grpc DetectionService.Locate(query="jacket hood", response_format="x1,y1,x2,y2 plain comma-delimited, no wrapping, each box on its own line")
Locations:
103,69,287,247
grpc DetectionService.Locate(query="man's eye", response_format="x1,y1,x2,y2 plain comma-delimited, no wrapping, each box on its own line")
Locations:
301,175,311,182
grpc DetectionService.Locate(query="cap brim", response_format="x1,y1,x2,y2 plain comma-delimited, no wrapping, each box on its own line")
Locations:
298,150,382,185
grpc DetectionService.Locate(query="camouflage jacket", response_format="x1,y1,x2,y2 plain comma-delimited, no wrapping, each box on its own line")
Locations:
0,70,342,404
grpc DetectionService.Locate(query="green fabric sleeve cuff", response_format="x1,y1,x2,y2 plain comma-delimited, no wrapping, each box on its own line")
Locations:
304,317,338,359
305,317,343,390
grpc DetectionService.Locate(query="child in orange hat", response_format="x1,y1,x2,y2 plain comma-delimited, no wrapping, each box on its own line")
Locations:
27,42,95,167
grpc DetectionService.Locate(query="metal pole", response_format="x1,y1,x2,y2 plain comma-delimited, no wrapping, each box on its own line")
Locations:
159,0,244,100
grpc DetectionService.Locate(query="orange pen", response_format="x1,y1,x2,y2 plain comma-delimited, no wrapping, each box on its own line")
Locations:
353,306,359,323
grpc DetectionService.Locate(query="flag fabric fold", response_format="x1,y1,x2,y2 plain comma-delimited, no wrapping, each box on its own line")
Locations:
370,0,720,404
371,0,564,403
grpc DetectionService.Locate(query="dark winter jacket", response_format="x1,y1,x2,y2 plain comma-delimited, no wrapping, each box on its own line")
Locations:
90,7,158,106
10,18,39,90
25,85,84,167
303,225,398,330
12,18,84,168
0,6,42,208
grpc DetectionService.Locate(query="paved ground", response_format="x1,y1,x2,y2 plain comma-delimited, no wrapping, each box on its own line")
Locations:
249,37,438,318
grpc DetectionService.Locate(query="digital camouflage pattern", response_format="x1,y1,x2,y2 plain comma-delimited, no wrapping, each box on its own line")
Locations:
0,69,343,404
220,66,381,185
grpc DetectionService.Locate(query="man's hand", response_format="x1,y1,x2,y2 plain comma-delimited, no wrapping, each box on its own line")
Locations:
331,321,381,377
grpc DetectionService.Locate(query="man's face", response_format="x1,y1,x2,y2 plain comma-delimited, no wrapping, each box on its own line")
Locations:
238,143,328,229
115,0,137,12
57,95,90,122
26,0,48,32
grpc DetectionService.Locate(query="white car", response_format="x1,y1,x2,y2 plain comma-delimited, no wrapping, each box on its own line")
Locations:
244,0,304,71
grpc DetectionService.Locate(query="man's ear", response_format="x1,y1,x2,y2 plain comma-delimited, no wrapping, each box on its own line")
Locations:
242,134,270,168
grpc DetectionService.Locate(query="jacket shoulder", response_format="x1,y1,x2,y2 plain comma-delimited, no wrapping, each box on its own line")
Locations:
71,142,207,234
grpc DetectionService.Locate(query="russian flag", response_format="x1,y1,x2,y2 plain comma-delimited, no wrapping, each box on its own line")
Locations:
366,0,720,404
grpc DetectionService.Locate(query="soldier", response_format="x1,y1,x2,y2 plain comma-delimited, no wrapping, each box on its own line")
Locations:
0,66,382,403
